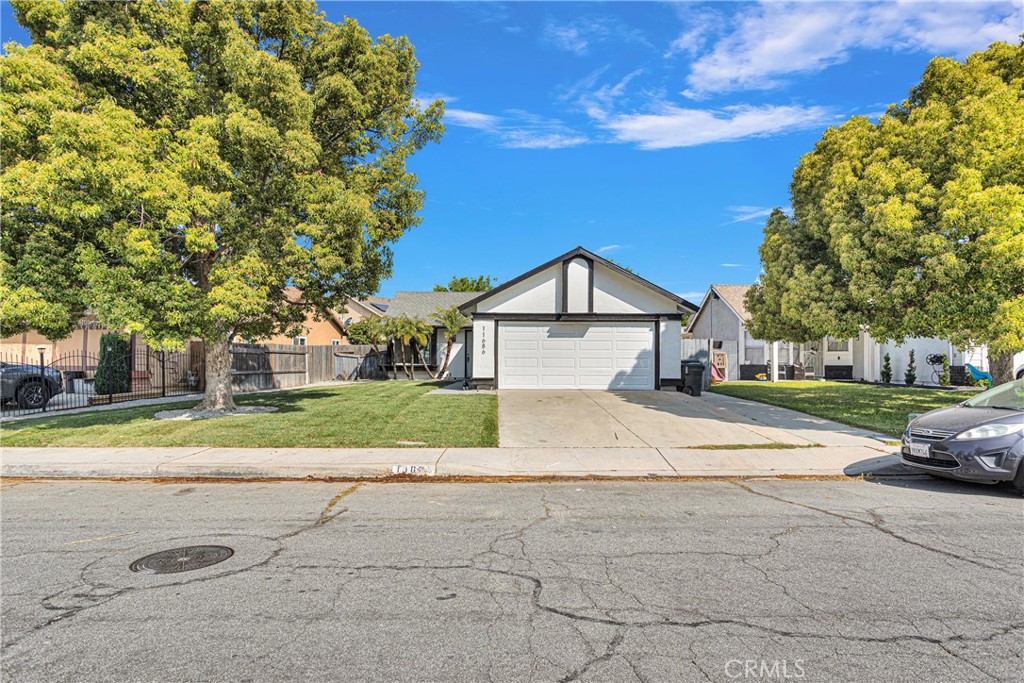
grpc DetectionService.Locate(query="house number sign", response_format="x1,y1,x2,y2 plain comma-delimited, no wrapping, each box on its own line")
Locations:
480,326,486,355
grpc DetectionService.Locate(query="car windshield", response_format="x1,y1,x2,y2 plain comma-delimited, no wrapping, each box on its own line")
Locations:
963,379,1024,411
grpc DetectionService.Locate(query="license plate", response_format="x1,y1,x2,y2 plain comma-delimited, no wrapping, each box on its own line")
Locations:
909,443,931,458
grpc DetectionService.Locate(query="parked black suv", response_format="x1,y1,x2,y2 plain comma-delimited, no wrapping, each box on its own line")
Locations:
0,361,64,409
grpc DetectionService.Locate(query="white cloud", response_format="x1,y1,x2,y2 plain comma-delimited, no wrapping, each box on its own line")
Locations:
597,244,624,253
445,108,588,150
682,1,1023,96
543,21,591,56
722,205,776,225
720,263,745,268
679,290,707,302
417,92,458,106
446,109,502,130
600,103,833,150
542,16,651,56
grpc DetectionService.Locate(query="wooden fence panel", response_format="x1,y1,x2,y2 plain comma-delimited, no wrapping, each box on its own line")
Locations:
228,343,389,390
306,345,336,384
335,349,387,380
230,343,307,391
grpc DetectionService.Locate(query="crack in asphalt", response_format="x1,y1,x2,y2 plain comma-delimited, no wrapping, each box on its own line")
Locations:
558,630,624,682
730,481,1016,575
6,485,365,651
7,483,1022,681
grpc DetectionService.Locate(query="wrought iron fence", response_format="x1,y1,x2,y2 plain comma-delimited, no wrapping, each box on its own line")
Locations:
0,347,205,418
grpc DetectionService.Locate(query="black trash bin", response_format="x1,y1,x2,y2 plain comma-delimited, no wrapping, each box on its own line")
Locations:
679,360,705,396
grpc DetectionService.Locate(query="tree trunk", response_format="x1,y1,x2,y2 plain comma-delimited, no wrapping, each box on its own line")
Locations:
988,350,1014,386
437,338,455,379
415,344,439,380
390,341,398,380
196,339,236,411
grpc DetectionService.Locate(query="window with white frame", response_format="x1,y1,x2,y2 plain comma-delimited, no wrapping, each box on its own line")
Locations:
331,339,340,346
292,336,307,346
826,338,849,352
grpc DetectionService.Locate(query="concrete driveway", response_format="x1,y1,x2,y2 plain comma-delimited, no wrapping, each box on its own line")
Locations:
498,389,888,448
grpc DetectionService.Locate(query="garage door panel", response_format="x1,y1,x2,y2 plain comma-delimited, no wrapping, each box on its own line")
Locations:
499,322,654,390
541,339,576,352
541,357,575,368
504,357,539,368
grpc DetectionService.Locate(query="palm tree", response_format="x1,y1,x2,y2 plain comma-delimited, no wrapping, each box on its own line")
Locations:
431,306,470,380
382,318,403,380
406,318,437,379
392,316,429,379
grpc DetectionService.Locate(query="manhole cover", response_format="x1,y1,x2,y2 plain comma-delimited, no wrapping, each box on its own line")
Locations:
129,545,234,574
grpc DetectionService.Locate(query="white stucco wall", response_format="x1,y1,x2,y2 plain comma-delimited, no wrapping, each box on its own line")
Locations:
592,267,678,314
566,258,589,312
688,295,743,341
878,337,957,385
478,266,560,314
434,328,469,379
660,320,681,379
472,319,495,378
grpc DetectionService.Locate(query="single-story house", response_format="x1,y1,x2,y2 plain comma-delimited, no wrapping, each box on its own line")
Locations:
686,284,1001,384
442,246,699,390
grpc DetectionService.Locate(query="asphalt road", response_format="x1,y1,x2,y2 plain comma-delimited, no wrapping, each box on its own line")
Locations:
2,477,1021,682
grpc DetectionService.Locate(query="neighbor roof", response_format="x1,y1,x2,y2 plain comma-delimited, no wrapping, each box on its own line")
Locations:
457,246,699,314
385,291,478,321
711,284,753,321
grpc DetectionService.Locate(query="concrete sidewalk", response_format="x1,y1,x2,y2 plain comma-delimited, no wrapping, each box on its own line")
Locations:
0,443,901,480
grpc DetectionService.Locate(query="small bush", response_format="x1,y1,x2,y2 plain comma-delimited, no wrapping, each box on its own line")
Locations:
881,353,892,384
939,354,950,386
95,333,130,394
904,350,917,386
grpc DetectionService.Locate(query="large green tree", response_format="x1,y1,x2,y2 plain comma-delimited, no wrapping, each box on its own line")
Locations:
1,0,443,409
747,40,1024,383
433,275,495,292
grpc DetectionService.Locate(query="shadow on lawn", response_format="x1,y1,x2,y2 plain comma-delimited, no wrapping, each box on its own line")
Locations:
1,385,374,434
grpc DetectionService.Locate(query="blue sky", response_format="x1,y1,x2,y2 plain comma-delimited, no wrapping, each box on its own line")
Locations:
3,1,1021,301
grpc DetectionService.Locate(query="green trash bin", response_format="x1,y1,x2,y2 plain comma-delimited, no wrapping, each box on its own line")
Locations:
680,360,705,396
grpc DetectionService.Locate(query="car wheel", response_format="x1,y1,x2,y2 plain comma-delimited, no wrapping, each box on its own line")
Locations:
16,381,49,409
1013,460,1024,495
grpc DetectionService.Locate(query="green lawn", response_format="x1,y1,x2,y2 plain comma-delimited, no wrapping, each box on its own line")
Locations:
1,381,498,448
709,381,972,437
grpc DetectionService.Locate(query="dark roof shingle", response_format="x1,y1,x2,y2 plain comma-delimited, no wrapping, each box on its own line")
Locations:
384,291,478,321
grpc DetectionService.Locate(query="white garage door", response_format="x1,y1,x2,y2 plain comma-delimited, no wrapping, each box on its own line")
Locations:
499,322,655,390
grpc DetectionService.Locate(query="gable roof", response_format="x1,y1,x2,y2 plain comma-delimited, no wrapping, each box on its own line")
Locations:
385,291,478,322
685,284,753,333
712,284,753,321
345,296,389,318
457,246,699,314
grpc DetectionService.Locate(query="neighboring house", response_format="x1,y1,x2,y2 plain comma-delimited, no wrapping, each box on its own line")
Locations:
244,289,389,346
1,311,128,364
453,246,698,390
686,284,999,384
384,291,479,379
